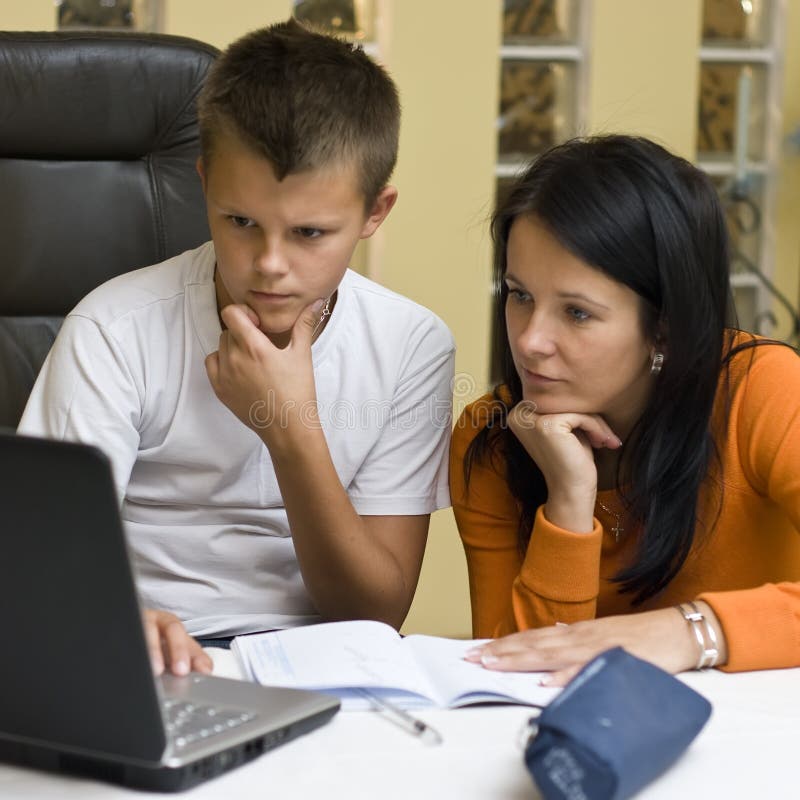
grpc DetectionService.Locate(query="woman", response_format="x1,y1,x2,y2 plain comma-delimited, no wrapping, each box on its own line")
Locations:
452,135,800,684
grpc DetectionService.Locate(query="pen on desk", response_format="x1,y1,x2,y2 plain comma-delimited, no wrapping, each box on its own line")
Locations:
359,689,443,745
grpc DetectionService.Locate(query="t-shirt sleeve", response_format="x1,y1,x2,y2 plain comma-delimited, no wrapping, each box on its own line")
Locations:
699,344,800,671
450,399,604,638
346,320,454,516
17,314,142,500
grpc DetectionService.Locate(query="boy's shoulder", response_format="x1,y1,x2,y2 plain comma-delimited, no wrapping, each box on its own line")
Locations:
70,242,215,329
340,269,454,347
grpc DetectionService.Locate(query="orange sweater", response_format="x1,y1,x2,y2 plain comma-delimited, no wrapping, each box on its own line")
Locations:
450,338,800,672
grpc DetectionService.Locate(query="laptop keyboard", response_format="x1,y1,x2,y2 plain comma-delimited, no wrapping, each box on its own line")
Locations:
162,698,257,749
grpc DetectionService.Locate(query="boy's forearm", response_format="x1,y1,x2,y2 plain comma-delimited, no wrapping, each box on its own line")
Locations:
263,424,423,628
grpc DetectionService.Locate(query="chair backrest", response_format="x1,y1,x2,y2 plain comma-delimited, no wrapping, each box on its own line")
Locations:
0,31,219,428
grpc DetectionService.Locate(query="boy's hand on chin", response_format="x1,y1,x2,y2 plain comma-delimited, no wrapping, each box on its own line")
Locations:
205,300,324,442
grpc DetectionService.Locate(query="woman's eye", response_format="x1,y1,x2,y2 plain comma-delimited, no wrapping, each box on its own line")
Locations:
567,306,591,323
229,216,254,228
294,227,323,240
507,288,531,304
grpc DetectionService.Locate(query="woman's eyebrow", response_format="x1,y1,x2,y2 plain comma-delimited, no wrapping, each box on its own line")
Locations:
557,291,611,311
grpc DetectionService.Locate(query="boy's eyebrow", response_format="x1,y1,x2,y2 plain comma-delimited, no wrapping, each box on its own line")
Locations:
211,201,342,227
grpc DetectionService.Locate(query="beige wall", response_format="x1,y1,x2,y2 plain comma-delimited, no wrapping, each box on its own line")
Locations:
165,0,291,50
587,0,702,157
377,2,500,637
3,1,798,637
0,0,55,29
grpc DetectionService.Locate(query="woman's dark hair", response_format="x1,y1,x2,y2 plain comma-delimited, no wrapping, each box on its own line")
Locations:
466,134,739,604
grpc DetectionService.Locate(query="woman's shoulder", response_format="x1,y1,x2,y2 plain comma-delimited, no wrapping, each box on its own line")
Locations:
722,329,800,386
716,330,800,434
450,389,514,505
453,388,511,446
450,387,514,484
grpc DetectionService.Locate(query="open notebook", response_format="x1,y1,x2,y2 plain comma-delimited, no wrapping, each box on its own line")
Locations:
231,620,560,710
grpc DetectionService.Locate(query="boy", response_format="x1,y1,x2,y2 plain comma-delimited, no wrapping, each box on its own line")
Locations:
19,20,454,675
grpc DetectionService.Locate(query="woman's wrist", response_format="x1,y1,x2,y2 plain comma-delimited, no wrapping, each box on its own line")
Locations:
674,600,729,670
543,490,596,534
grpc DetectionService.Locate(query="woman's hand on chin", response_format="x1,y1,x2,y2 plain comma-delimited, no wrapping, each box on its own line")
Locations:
508,402,621,532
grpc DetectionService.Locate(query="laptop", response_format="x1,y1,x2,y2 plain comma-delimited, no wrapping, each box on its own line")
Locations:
0,431,340,792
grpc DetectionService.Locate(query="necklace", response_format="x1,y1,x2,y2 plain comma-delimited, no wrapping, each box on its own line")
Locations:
311,295,333,339
596,498,623,542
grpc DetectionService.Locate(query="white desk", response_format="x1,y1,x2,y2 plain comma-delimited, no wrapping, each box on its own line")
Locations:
2,653,798,800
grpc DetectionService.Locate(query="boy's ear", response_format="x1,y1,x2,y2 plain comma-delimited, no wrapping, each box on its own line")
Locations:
196,156,207,192
359,186,398,239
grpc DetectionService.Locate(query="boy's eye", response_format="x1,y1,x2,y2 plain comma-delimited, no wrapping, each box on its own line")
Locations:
229,215,255,228
567,306,591,323
294,227,323,240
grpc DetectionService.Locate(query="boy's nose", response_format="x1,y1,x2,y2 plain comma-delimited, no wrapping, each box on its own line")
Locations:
254,237,289,276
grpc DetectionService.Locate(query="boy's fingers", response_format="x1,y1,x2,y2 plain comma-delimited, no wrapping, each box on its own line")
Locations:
292,298,326,348
143,609,201,677
162,620,191,676
192,647,215,674
242,304,260,327
205,352,220,390
143,611,165,676
220,303,260,342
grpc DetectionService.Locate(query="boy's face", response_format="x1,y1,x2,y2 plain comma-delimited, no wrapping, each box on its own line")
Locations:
199,130,396,347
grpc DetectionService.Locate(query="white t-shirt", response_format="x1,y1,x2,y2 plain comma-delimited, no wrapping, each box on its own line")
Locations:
19,242,455,636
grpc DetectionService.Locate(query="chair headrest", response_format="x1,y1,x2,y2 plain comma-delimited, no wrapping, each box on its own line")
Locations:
0,30,219,158
0,31,219,314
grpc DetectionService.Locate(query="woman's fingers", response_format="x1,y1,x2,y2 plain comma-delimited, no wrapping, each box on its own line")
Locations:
466,610,704,681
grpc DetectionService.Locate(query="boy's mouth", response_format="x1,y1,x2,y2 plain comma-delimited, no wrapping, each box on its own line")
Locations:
249,290,293,303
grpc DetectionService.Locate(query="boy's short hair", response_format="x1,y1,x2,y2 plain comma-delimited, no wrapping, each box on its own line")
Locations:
198,18,400,207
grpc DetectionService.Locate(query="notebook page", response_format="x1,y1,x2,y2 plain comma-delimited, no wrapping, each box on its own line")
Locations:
404,634,560,708
231,620,439,705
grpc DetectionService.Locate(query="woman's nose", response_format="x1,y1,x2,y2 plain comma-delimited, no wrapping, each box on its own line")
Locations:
516,312,557,357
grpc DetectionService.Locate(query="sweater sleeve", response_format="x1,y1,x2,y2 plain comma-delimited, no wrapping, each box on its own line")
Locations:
450,399,603,638
699,343,800,671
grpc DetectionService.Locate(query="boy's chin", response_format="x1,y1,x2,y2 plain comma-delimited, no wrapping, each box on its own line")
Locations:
253,312,297,339
261,327,293,348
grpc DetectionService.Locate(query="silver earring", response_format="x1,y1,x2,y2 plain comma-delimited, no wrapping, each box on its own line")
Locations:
650,351,664,375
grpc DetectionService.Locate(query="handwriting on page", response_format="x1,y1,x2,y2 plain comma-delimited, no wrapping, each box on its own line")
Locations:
243,622,423,693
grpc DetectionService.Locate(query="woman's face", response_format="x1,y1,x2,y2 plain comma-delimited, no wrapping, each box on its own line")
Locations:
504,215,656,438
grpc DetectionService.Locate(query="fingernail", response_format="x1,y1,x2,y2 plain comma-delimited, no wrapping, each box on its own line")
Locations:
481,654,500,666
311,298,325,313
174,660,189,676
465,647,482,658
538,675,554,686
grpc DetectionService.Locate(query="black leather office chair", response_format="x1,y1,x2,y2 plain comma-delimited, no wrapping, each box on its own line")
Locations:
0,31,218,428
